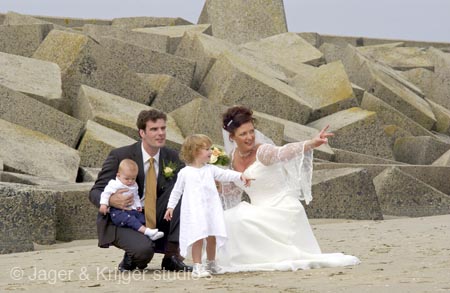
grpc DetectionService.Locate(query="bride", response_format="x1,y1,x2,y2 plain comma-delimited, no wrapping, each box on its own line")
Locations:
217,105,360,272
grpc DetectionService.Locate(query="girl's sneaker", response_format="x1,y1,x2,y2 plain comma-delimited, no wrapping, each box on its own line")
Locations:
206,260,223,274
192,263,211,278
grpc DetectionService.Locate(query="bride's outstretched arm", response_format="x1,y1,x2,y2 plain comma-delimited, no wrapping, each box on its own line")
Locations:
257,125,333,165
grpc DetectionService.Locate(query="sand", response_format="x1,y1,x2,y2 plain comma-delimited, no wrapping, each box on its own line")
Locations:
1,215,449,292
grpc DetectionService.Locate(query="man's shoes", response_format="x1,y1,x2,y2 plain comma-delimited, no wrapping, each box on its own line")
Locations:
118,253,137,272
161,255,193,272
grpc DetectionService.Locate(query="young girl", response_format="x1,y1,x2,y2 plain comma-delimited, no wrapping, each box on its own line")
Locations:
164,134,251,278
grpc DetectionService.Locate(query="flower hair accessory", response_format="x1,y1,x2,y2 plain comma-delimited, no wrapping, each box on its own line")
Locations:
162,160,178,179
209,145,230,166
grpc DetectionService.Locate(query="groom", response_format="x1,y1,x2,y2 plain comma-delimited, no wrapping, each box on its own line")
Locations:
89,109,191,271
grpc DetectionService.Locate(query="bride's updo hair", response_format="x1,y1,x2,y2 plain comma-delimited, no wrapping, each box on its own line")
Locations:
222,105,256,134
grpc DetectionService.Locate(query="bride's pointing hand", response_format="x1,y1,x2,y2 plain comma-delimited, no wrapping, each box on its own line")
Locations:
306,125,334,150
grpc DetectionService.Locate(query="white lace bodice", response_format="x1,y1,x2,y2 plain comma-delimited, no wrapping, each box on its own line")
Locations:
220,141,314,209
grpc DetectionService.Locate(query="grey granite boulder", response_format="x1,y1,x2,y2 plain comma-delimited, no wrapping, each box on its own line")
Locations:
373,167,450,217
0,119,80,182
361,91,434,137
240,33,324,71
199,51,312,124
198,0,288,44
0,51,67,112
83,24,169,53
0,23,52,57
308,107,394,159
393,136,450,165
289,61,358,121
134,24,212,54
308,168,383,220
112,16,191,29
0,85,84,148
78,120,136,168
96,36,195,86
73,85,184,149
33,29,156,107
139,74,203,113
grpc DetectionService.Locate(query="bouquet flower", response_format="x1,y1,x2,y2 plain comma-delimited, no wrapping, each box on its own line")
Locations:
209,145,230,166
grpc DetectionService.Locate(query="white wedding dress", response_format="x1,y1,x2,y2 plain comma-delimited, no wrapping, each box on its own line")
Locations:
217,142,360,272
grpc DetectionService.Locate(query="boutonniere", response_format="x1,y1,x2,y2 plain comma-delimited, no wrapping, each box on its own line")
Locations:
162,160,178,180
209,145,230,166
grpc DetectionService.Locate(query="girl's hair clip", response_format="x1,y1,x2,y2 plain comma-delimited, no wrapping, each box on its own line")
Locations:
227,120,233,127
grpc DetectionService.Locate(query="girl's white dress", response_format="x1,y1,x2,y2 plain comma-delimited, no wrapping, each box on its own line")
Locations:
167,164,242,258
217,142,360,272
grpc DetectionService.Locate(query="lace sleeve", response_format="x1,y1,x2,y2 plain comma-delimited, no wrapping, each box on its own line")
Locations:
256,142,314,204
219,181,244,210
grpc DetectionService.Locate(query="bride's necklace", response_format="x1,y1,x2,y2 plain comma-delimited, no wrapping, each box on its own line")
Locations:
238,148,253,158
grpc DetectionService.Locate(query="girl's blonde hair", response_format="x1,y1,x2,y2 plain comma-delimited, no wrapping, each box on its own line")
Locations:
180,134,212,164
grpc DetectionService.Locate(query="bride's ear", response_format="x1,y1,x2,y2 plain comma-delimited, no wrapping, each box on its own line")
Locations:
229,134,234,142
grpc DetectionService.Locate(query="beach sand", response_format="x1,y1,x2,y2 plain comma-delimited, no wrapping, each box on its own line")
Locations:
1,215,449,292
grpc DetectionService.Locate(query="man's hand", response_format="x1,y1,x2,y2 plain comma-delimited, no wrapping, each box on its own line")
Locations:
99,204,109,215
109,188,133,210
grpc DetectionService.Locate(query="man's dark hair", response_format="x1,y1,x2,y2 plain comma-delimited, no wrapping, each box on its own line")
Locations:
136,109,167,132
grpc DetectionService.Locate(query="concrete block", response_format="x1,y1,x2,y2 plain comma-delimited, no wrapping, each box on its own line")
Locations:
308,107,394,159
97,36,195,86
361,91,433,137
315,162,450,196
341,45,436,130
357,44,434,71
240,33,324,71
78,120,136,168
73,85,184,150
83,24,169,53
289,61,358,121
0,51,67,113
393,136,450,165
0,23,52,57
42,183,98,241
0,84,84,148
308,168,383,220
139,74,202,113
198,0,287,44
199,51,312,124
373,167,450,217
134,24,212,54
0,119,80,182
0,183,34,253
33,29,156,107
112,16,191,29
